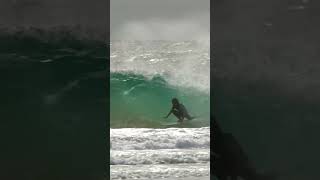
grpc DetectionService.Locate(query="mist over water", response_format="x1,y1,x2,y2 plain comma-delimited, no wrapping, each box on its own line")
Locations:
111,14,209,41
110,0,209,41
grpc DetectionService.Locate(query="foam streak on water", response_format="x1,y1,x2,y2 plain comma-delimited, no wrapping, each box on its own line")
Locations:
110,128,210,180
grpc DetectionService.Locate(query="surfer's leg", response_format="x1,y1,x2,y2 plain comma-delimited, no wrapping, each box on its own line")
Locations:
172,111,184,122
184,113,195,120
181,107,194,120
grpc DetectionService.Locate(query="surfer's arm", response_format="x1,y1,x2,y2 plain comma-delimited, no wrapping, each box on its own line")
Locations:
164,108,173,118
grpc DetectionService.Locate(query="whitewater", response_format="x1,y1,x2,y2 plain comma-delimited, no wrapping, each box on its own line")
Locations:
110,40,210,180
110,128,210,180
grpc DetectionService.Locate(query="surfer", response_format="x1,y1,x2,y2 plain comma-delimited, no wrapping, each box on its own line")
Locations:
164,98,194,122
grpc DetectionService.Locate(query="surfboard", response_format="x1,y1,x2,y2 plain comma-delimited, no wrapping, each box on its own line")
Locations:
162,119,194,127
162,122,181,126
161,123,182,128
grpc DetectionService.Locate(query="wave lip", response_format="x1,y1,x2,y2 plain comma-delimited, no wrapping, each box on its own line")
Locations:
110,40,210,93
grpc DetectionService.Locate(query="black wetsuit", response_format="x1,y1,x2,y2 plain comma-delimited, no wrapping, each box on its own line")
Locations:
172,103,193,121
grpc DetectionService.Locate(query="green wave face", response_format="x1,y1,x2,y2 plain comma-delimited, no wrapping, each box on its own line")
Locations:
110,72,210,128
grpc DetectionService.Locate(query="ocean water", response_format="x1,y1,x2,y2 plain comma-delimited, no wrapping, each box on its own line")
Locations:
110,40,210,179
0,28,107,111
0,28,210,179
110,40,210,128
0,27,107,179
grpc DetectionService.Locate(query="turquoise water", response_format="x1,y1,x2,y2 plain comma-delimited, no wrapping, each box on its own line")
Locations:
110,72,210,128
110,41,210,128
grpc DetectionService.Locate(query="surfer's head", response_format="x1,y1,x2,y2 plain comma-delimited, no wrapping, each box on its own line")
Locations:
171,98,179,106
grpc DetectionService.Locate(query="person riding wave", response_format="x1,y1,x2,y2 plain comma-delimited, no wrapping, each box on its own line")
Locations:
164,98,194,122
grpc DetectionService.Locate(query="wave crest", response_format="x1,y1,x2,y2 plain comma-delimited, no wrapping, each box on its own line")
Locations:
111,40,210,93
